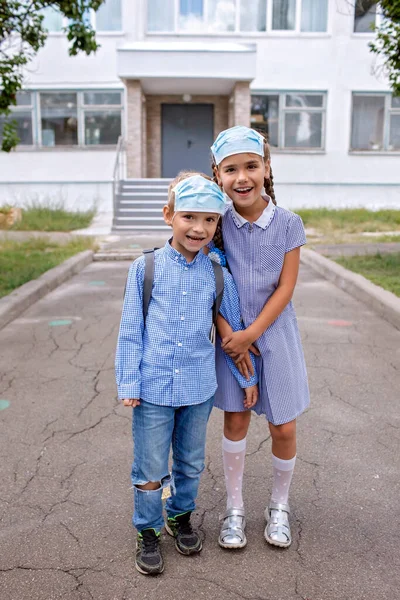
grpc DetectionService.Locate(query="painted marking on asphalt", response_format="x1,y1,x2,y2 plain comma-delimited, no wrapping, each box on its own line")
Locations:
88,281,106,286
328,320,353,327
0,400,10,411
48,319,73,327
130,244,141,249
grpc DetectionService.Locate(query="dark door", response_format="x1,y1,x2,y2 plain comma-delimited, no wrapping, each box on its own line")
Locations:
161,104,214,178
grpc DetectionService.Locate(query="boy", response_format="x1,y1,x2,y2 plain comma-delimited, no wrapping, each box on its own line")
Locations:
115,173,258,575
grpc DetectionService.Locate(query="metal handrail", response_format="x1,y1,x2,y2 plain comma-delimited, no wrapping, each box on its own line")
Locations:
113,136,125,216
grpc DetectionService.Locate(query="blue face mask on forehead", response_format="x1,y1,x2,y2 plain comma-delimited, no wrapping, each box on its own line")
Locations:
211,126,265,166
173,175,227,215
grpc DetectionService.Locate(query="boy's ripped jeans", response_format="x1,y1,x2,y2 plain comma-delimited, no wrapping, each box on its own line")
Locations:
131,397,214,533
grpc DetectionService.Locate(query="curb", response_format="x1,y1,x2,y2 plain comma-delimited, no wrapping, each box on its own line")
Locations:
93,251,141,261
0,250,94,330
301,248,400,331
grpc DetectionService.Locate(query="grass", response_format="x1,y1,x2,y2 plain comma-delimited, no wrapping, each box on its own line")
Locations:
335,252,400,297
0,237,96,299
295,208,400,235
1,202,96,232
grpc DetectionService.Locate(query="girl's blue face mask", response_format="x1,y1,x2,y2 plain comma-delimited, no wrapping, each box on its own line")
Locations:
211,126,265,166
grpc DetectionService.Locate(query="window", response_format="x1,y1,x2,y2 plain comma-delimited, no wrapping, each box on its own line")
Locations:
40,92,78,146
0,90,123,149
251,92,326,150
0,92,34,146
148,0,327,33
83,92,122,145
354,1,378,33
271,0,328,32
41,6,63,31
41,0,122,32
351,93,400,151
95,0,122,31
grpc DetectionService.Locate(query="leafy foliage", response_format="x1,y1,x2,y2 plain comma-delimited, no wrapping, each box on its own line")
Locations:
0,1,104,151
369,0,400,96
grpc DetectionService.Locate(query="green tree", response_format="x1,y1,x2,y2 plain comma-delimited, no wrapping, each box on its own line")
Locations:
369,0,400,96
0,1,104,151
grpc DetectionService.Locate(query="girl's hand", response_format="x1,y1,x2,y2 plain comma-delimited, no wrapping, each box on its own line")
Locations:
122,398,140,407
222,330,253,356
243,385,258,409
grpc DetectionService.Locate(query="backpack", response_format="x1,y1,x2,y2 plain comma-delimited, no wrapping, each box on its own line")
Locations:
141,248,224,334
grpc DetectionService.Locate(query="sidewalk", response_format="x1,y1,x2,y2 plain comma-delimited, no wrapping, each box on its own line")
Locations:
0,260,399,599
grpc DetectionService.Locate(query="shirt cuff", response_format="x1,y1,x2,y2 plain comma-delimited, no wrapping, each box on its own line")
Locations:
117,384,141,400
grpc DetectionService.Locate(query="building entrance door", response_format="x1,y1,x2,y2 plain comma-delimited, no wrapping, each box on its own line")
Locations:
161,104,214,178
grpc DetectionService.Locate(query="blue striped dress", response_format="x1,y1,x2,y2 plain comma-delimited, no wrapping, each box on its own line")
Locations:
214,200,310,425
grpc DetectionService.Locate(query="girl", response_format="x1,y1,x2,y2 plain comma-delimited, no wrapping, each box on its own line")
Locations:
210,126,310,550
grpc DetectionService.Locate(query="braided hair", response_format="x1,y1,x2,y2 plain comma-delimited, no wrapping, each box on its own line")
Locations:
211,131,276,253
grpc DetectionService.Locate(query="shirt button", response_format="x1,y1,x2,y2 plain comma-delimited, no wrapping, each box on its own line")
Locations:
182,291,187,295
181,316,185,321
175,369,179,374
184,267,188,270
177,342,182,347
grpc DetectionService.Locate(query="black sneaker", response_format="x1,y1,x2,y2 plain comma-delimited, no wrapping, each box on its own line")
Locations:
135,529,164,575
165,511,202,555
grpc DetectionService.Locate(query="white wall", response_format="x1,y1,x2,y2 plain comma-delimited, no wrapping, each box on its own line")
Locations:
0,151,115,211
0,0,398,211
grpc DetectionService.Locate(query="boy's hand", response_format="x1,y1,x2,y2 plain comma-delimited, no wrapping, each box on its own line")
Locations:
122,398,140,407
243,385,258,409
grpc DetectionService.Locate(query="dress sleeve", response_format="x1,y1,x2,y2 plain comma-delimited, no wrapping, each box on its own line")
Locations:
218,268,258,389
115,257,145,400
286,213,307,253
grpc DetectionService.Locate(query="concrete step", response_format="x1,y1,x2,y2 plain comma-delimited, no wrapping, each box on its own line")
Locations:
112,225,170,231
117,191,168,198
122,178,172,187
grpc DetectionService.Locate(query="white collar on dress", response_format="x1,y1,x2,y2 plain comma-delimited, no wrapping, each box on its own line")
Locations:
230,195,276,230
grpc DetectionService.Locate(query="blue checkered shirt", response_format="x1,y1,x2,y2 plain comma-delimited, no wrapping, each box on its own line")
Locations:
115,241,257,406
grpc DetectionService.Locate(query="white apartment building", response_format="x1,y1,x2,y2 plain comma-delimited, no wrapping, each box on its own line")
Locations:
0,0,399,214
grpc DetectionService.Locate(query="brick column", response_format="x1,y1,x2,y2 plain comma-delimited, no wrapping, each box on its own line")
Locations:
230,82,251,127
125,80,144,178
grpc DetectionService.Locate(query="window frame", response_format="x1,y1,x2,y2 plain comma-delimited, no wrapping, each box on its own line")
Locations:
251,90,327,152
350,92,400,153
146,0,329,35
2,90,124,150
42,0,124,34
352,1,382,35
0,92,36,147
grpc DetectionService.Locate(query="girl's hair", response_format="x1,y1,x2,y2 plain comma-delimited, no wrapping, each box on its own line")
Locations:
167,170,212,211
211,131,276,252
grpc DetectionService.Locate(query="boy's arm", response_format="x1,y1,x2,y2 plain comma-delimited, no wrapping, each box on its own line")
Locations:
218,268,258,389
115,258,145,400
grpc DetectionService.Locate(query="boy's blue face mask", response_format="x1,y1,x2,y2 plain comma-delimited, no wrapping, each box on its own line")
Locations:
211,126,265,166
173,175,227,215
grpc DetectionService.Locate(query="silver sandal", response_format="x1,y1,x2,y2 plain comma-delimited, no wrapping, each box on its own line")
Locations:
264,501,291,548
218,507,247,549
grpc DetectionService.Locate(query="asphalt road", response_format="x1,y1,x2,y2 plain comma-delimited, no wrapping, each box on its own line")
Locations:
0,261,399,600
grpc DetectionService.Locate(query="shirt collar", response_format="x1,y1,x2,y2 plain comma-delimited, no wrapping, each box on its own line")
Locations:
164,239,204,267
230,195,276,230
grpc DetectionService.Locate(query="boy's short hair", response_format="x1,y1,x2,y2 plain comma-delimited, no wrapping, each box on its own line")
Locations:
167,171,213,211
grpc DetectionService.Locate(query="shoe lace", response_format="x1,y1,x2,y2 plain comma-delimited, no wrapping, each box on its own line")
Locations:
141,530,159,553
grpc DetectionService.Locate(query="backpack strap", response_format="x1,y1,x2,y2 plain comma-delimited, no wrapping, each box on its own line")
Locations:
210,260,224,327
142,248,157,323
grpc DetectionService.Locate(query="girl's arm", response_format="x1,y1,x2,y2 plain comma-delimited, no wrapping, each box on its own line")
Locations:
221,247,300,356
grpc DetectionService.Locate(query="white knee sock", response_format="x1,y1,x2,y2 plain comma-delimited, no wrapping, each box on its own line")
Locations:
222,435,246,509
270,454,296,505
